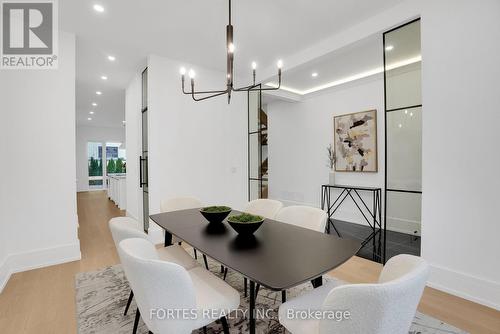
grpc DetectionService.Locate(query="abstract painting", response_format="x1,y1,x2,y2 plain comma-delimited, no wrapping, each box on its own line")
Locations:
334,110,378,172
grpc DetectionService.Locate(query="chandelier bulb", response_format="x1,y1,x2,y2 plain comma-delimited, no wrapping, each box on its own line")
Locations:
252,61,257,70
277,59,283,69
228,43,235,53
180,67,186,75
188,69,196,79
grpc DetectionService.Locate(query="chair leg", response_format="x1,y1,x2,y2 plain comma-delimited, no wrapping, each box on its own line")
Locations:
282,290,286,303
133,308,140,334
255,284,260,298
244,277,248,297
203,254,209,270
178,241,182,245
223,267,228,280
220,316,230,334
203,326,207,334
194,248,198,259
124,290,134,315
220,265,225,273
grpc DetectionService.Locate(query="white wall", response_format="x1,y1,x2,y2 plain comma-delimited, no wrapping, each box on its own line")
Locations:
267,0,500,310
0,32,80,291
419,0,500,310
75,125,125,192
147,55,247,240
267,75,387,227
125,74,142,221
124,55,248,242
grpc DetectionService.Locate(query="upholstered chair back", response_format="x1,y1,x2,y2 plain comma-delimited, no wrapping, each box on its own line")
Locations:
244,199,284,219
320,254,429,334
118,238,197,334
275,205,327,233
160,196,203,212
109,217,147,249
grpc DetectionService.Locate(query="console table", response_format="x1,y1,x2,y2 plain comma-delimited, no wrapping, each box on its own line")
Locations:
321,184,385,263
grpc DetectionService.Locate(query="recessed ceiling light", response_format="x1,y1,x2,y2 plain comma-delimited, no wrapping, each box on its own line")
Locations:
101,75,108,80
92,102,97,106
89,111,94,115
88,117,92,121
107,55,116,61
385,45,394,51
96,91,102,95
398,123,402,128
311,72,318,78
410,112,414,117
93,4,104,13
404,109,408,114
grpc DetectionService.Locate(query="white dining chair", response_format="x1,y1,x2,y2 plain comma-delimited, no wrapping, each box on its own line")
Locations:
160,196,204,213
251,205,327,301
221,199,284,292
275,205,327,233
118,238,240,334
244,198,284,219
160,196,210,269
278,254,430,334
109,217,200,316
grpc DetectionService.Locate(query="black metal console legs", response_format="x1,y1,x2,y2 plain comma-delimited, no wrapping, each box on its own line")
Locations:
321,185,386,263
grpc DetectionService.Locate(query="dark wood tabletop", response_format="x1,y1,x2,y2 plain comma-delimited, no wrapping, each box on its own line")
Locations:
150,208,361,291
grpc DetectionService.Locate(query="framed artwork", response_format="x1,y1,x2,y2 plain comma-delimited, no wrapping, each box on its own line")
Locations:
334,109,378,172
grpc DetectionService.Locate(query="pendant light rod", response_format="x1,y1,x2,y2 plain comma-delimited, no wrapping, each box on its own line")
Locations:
179,0,282,103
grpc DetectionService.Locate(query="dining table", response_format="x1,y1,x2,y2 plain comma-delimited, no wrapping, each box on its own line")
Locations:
150,208,361,334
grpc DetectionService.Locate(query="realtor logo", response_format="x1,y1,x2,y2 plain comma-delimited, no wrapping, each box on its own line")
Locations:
1,0,58,69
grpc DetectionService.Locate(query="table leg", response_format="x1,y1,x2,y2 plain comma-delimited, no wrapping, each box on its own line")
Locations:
311,276,323,288
249,280,255,334
164,230,172,247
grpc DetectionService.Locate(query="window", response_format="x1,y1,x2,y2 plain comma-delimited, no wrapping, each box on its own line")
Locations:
88,142,103,189
105,142,126,175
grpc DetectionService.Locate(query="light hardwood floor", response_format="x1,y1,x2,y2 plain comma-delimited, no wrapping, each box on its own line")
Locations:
0,191,498,333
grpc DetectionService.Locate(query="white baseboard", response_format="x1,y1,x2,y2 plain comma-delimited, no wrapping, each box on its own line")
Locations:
0,242,81,293
427,263,500,311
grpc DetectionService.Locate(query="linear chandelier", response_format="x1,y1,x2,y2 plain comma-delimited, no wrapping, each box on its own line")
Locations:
179,0,283,103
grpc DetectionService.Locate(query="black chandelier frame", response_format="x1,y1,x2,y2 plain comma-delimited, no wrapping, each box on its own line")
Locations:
180,0,282,103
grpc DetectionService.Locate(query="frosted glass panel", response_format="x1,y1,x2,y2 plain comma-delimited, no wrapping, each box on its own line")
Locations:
386,191,421,235
249,180,261,201
248,91,259,133
385,20,421,110
249,134,260,179
387,107,422,191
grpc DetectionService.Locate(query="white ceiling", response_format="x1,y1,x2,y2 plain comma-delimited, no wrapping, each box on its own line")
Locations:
264,19,421,98
278,34,383,92
59,0,405,127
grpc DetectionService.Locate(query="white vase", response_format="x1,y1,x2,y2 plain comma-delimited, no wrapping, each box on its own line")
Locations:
329,171,335,185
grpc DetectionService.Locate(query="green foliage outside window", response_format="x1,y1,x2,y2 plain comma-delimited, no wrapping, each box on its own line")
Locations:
106,158,126,174
88,157,103,176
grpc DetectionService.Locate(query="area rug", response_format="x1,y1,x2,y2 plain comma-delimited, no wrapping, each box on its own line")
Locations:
75,256,468,334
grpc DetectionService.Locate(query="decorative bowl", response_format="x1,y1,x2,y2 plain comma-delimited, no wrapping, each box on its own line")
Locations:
227,213,264,235
199,206,232,224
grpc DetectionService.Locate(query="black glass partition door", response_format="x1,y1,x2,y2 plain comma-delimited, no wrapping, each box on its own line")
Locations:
247,87,268,201
383,19,422,257
140,68,149,232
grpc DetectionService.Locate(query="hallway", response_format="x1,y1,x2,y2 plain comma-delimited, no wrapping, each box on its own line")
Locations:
0,191,124,333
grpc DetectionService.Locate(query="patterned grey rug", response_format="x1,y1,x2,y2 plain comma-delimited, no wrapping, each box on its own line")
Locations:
75,256,467,334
